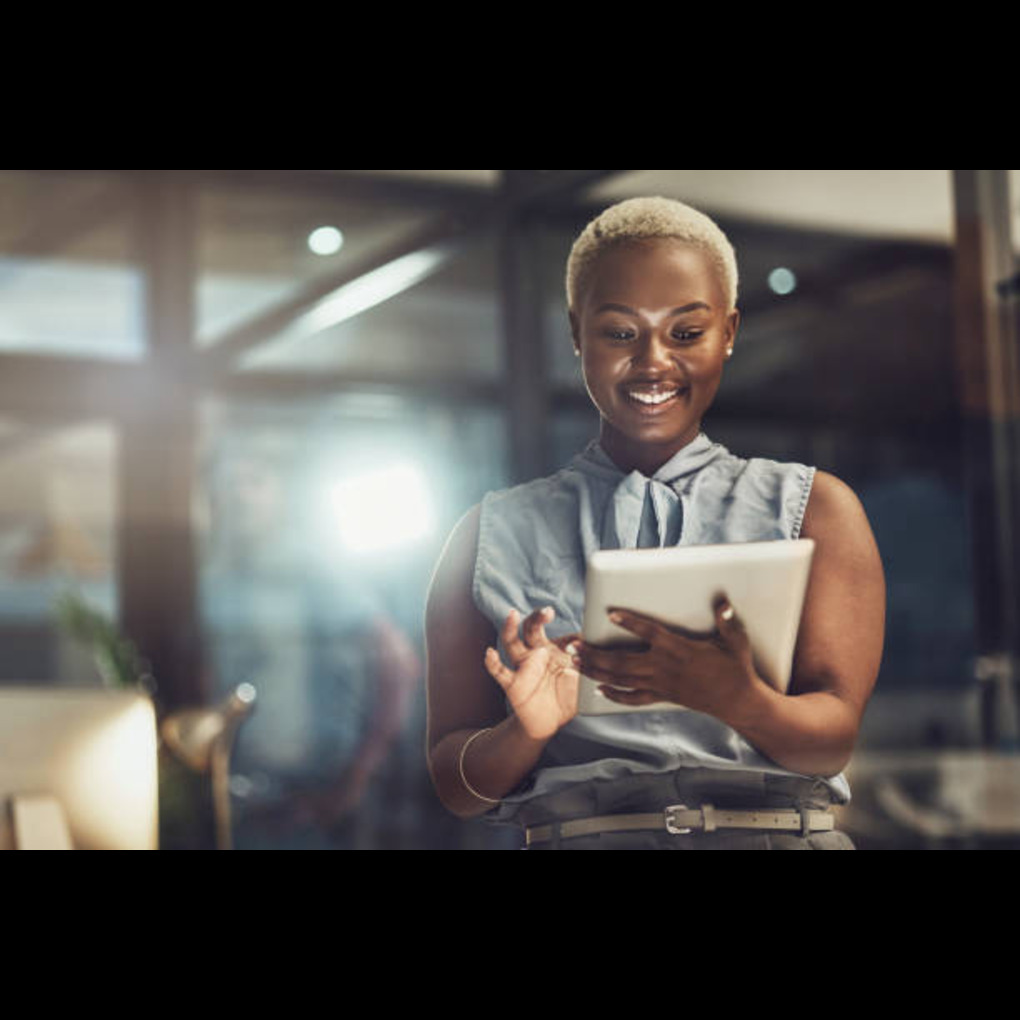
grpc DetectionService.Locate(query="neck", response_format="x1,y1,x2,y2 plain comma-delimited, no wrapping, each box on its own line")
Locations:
598,423,702,476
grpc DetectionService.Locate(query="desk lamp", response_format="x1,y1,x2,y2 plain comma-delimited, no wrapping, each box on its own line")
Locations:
161,683,256,850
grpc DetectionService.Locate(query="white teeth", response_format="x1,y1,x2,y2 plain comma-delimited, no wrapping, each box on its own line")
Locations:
627,389,677,405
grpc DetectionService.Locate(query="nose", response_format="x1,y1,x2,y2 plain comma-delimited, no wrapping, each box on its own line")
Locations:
630,332,675,372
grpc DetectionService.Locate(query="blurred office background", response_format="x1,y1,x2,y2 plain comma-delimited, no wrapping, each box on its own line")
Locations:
1,169,1017,849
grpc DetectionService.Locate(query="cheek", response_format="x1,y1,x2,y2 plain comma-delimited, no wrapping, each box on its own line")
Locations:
581,350,621,384
690,348,727,377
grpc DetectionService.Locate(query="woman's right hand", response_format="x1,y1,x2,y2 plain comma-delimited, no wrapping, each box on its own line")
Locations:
484,607,580,741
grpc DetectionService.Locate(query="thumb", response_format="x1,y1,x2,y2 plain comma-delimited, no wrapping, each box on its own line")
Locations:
714,596,750,655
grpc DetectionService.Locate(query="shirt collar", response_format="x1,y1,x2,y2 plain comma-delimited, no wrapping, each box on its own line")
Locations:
570,432,721,486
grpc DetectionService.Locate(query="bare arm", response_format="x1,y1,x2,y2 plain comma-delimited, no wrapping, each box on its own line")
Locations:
578,471,885,777
425,506,580,818
721,470,885,774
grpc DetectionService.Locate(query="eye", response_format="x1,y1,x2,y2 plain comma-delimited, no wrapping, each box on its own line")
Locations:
603,327,637,343
671,328,703,344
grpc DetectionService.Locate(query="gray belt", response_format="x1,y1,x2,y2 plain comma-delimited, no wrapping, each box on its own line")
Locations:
525,803,835,846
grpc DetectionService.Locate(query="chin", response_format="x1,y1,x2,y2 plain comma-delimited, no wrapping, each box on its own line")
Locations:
601,420,702,459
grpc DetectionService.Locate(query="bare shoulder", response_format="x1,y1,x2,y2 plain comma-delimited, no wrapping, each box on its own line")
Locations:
802,470,870,535
425,503,482,616
801,470,883,567
801,468,884,583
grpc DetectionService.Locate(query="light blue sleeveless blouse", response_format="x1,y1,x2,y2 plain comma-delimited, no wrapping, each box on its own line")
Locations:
472,432,851,808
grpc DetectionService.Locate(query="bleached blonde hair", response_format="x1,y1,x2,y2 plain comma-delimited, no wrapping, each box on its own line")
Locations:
566,196,739,311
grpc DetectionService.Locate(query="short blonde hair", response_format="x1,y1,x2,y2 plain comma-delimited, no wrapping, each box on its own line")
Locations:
566,196,739,311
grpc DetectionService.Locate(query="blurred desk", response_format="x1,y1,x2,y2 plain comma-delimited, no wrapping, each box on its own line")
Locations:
842,750,1020,847
0,687,158,850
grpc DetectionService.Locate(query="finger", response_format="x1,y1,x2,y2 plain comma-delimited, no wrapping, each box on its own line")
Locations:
577,645,658,677
501,609,529,662
609,607,716,646
484,646,517,690
713,596,750,654
578,659,653,689
553,631,583,655
598,685,663,706
606,608,674,645
486,644,551,691
522,606,555,648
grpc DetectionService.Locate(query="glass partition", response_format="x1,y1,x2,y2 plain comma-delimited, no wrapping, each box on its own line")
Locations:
196,393,512,848
0,419,118,685
0,171,144,360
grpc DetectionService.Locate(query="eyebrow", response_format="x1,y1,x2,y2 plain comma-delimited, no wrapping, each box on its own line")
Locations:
593,302,712,315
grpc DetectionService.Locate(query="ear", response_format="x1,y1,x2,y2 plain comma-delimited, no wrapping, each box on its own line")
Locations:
569,310,581,354
724,307,740,357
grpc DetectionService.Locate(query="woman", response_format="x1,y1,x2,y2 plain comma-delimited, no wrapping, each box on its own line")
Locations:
425,196,885,849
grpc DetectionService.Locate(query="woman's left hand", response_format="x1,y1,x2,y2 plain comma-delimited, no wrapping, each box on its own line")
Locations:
574,597,769,719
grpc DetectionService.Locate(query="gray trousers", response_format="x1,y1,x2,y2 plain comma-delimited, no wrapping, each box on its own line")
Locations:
503,767,855,850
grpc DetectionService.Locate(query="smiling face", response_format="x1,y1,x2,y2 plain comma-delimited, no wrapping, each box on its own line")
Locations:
570,239,739,476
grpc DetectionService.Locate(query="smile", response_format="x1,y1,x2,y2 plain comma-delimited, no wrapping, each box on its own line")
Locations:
622,385,687,407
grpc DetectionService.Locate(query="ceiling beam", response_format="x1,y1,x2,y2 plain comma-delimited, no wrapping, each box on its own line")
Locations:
0,177,130,262
200,170,625,376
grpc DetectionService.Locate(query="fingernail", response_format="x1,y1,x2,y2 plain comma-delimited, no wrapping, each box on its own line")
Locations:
542,606,554,617
565,642,579,656
608,611,623,624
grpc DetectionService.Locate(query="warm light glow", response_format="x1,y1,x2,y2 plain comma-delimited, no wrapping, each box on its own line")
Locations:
330,463,435,554
307,226,344,256
768,267,797,295
63,698,158,850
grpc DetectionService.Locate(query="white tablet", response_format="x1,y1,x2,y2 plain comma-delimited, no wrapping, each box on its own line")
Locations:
579,539,815,715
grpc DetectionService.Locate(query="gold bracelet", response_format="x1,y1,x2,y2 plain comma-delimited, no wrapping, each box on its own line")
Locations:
458,728,501,804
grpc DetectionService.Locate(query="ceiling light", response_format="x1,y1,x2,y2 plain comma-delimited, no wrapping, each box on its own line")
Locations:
307,226,344,256
768,267,797,296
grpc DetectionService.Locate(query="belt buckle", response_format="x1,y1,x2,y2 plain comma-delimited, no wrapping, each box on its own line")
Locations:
664,804,692,835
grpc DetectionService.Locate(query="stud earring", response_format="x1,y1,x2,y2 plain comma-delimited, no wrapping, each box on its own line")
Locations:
574,349,580,357
725,346,733,357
